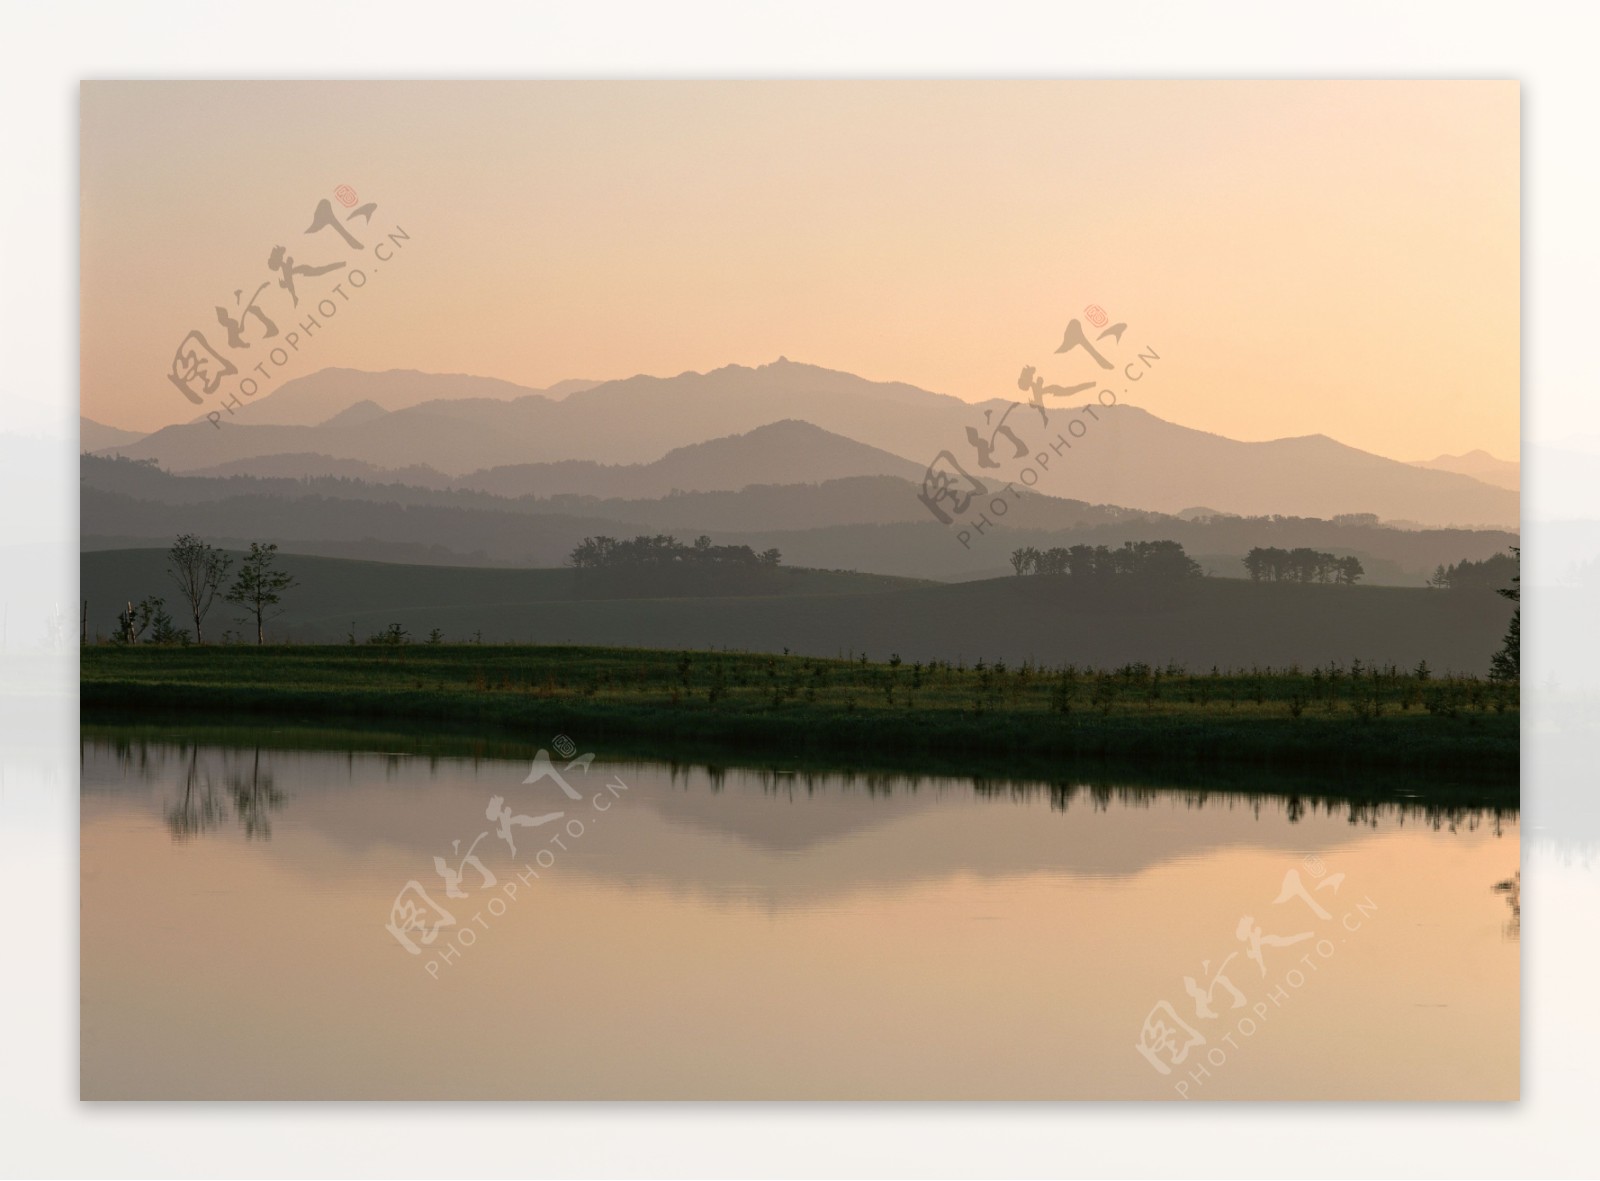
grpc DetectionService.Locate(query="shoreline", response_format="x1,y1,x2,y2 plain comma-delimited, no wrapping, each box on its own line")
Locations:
81,644,1519,799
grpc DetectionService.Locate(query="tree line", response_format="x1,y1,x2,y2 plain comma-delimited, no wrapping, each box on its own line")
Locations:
568,534,782,570
111,535,297,645
1009,540,1202,581
1242,547,1364,584
1427,551,1519,592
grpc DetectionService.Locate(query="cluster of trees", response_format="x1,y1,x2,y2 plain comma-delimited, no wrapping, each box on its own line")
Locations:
1009,540,1202,581
568,534,781,570
1427,551,1519,592
112,535,297,645
114,597,189,646
1242,547,1364,584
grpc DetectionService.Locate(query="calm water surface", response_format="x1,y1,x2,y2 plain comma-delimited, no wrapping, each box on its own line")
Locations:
80,732,1518,1099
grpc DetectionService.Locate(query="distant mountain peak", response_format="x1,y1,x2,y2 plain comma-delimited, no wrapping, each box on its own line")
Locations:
318,399,388,428
1408,449,1520,492
80,416,144,451
456,417,923,499
1422,448,1506,464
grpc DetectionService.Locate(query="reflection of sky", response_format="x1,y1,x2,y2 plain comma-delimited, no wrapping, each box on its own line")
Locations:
81,741,1517,1100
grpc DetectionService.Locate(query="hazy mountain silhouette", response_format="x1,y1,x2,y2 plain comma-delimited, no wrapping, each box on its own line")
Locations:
190,452,454,486
80,454,1515,585
80,416,142,452
197,367,602,427
456,421,922,498
177,422,922,498
1410,449,1520,491
102,360,1518,526
117,359,979,474
1036,408,1518,528
316,399,390,429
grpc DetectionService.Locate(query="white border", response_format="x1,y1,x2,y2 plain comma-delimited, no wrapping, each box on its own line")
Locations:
6,2,1596,1176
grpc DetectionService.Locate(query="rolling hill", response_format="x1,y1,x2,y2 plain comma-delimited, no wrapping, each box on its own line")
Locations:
82,548,1515,674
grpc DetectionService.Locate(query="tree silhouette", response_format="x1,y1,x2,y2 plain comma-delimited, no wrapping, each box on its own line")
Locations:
167,534,232,644
1009,540,1201,582
1243,546,1361,585
224,541,298,644
568,534,780,571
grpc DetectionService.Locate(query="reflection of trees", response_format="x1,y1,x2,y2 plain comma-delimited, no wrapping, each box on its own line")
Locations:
704,763,1516,834
1493,871,1520,940
228,747,285,840
165,746,227,840
164,745,285,841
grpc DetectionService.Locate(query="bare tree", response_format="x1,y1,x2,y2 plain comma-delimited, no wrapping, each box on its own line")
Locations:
167,534,232,644
225,542,298,644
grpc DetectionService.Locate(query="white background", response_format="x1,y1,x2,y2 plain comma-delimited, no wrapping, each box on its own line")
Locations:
2,2,1596,1177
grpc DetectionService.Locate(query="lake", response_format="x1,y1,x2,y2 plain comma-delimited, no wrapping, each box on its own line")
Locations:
80,729,1518,1100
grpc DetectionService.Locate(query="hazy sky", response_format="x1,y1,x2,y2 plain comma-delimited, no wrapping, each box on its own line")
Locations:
81,80,1518,460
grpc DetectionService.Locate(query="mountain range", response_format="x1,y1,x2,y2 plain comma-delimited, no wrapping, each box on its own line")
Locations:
89,361,1519,528
81,448,1516,586
1410,449,1520,491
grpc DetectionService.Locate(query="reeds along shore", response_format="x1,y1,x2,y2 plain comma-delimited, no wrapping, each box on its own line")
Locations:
81,645,1520,789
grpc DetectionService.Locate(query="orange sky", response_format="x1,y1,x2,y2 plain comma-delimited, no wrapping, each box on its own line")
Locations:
81,81,1519,461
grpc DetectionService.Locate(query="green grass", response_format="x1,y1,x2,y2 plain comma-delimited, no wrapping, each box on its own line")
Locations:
81,644,1519,793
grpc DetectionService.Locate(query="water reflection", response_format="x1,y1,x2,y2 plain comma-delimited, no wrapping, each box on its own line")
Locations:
95,733,1518,850
163,746,226,839
146,744,285,841
81,730,1519,1100
227,747,286,840
1495,870,1522,939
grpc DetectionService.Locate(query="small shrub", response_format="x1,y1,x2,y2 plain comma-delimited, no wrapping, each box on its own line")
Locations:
367,622,409,646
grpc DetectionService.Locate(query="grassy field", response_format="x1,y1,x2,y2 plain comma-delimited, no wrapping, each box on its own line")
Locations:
81,644,1519,792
